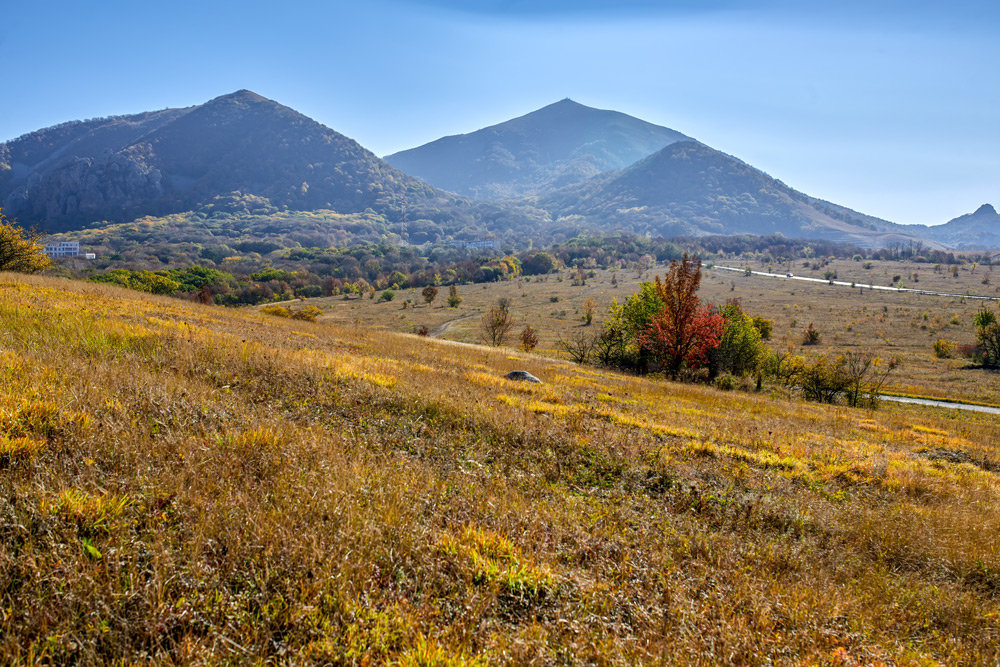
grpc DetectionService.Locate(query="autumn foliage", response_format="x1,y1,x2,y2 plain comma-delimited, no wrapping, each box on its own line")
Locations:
638,255,724,378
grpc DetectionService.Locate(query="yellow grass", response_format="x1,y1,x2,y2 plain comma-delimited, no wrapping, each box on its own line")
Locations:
1,271,1000,664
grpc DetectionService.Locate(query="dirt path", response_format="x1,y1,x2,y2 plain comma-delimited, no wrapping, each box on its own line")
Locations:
430,313,476,338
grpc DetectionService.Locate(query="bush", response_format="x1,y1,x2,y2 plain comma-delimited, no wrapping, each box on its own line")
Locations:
447,285,462,308
932,339,953,359
751,316,773,341
713,373,737,391
379,290,395,302
802,323,821,345
519,325,539,352
261,305,291,318
291,306,323,322
0,209,51,274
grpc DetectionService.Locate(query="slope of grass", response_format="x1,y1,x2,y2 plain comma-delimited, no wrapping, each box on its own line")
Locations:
2,272,999,664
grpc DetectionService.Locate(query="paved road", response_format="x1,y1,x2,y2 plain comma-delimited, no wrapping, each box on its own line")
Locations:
882,395,1000,414
713,265,998,301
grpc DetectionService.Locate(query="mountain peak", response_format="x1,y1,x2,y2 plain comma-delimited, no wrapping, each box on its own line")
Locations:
973,203,997,216
207,89,271,105
385,100,690,199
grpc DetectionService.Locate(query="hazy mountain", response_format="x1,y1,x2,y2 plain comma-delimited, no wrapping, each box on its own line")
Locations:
920,204,1000,250
0,90,476,233
536,140,936,248
384,99,689,199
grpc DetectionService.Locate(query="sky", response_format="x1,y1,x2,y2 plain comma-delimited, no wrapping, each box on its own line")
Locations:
2,0,997,225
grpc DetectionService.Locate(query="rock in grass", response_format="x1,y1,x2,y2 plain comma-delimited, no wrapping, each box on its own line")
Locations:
505,370,541,383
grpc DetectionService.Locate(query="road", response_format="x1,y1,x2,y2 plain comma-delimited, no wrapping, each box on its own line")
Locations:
713,265,998,301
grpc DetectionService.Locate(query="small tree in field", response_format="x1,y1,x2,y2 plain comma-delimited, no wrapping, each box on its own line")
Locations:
421,285,438,306
447,285,462,308
582,297,597,325
481,302,514,346
519,325,539,352
974,307,1000,368
0,209,50,274
639,255,723,378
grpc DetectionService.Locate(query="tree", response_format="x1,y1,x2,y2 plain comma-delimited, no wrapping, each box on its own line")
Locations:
519,325,539,352
558,330,597,364
0,209,51,274
582,297,597,325
421,285,438,306
712,300,766,379
974,307,1000,368
447,285,462,308
639,255,723,378
480,302,515,346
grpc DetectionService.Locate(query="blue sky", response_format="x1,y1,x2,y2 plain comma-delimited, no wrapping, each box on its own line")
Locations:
2,0,997,225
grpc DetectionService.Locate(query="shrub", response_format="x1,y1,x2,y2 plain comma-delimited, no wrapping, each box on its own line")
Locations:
974,307,1000,368
519,325,539,352
291,306,323,322
751,315,773,340
447,285,462,308
379,289,395,302
0,209,51,274
261,305,291,318
582,298,597,325
713,373,737,391
802,323,820,345
421,285,438,305
932,339,953,359
415,325,430,336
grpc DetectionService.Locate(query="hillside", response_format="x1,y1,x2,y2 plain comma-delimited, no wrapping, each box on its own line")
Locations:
920,203,1000,250
0,90,489,234
537,141,937,248
2,271,1000,662
384,99,689,199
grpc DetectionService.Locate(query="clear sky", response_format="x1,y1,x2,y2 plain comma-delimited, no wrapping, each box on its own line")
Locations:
2,0,997,225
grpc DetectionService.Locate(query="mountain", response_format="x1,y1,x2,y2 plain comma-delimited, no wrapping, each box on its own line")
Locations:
535,140,935,248
384,99,689,199
920,204,1000,250
0,90,472,233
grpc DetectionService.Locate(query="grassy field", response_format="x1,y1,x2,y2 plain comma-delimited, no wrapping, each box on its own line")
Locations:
294,257,1000,406
2,271,1000,663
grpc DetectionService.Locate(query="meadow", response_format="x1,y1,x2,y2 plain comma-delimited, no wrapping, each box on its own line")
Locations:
2,270,1000,663
291,256,1000,407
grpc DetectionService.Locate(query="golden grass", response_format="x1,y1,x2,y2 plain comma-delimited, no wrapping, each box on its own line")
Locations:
1,271,1000,663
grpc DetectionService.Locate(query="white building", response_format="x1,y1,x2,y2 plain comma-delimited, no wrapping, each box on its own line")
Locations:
43,241,82,258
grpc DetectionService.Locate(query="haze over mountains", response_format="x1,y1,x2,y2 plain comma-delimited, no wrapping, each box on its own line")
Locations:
1,90,995,249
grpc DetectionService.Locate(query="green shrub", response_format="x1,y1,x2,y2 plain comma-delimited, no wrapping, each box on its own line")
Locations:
932,339,953,359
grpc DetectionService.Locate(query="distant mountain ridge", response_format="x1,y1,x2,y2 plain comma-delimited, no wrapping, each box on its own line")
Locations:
919,204,1000,250
0,90,465,232
535,140,935,248
384,99,690,199
2,92,994,249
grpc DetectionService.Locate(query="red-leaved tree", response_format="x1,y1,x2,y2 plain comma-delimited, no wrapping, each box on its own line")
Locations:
639,255,724,378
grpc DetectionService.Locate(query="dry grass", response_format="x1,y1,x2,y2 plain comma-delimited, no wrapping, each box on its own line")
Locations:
2,271,1000,664
296,257,1000,406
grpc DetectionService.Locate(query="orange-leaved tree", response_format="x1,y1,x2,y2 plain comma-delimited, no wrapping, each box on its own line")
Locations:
639,254,723,378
